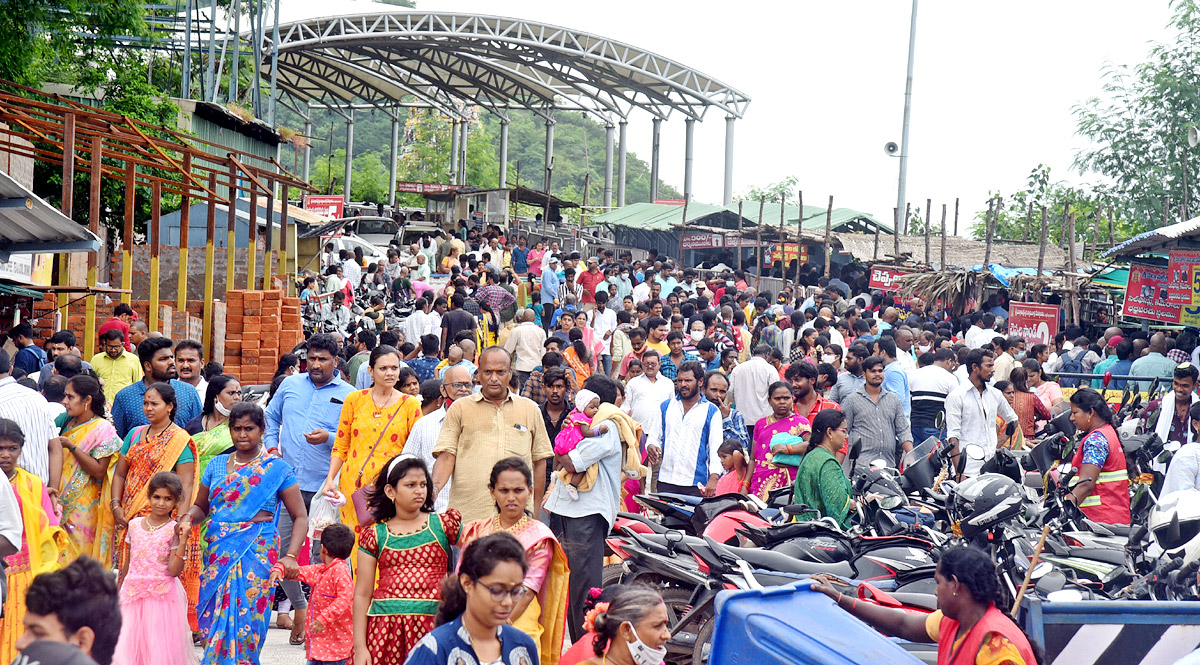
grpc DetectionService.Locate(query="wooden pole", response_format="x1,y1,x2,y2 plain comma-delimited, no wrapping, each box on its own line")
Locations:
1011,524,1053,618
892,207,900,262
1022,202,1033,243
1089,210,1100,264
177,152,192,316
924,197,931,266
953,198,960,237
121,161,135,305
280,183,291,294
756,198,764,278
736,200,744,272
678,198,688,267
247,186,258,290
1036,207,1049,300
873,226,880,261
226,160,237,295
940,203,947,269
1067,211,1078,326
59,113,76,317
203,172,217,359
796,190,804,291
778,193,786,278
149,181,161,332
263,178,275,290
823,195,834,277
84,135,102,357
1108,206,1116,247
981,197,999,305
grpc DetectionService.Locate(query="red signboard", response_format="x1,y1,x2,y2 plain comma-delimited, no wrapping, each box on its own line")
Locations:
1122,261,1181,323
1168,249,1200,304
1008,303,1059,346
396,181,461,194
652,199,687,205
303,195,344,219
869,267,911,292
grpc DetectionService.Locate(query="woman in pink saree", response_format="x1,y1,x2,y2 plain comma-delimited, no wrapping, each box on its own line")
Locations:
749,382,810,497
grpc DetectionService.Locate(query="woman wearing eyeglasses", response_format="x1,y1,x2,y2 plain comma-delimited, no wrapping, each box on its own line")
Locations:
791,409,855,529
407,533,538,665
459,458,569,665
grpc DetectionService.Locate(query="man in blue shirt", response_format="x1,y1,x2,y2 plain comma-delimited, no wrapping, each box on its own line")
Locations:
510,235,529,274
110,337,202,438
263,333,353,632
8,322,45,376
540,255,562,335
877,336,911,419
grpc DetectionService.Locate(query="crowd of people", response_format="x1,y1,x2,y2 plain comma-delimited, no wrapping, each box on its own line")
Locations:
7,226,1198,665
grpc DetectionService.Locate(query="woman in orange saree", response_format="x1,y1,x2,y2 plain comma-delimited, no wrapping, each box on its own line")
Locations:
459,458,569,665
110,382,202,633
52,375,120,565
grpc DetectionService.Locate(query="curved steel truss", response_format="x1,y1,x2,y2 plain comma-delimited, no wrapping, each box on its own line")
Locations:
265,11,751,121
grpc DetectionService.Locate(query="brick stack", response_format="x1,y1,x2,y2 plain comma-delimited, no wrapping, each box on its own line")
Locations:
223,290,304,386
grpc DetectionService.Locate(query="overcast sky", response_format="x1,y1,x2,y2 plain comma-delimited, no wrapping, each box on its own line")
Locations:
408,0,1177,231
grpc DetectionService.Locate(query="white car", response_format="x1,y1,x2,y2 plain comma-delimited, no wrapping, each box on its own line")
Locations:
326,233,389,266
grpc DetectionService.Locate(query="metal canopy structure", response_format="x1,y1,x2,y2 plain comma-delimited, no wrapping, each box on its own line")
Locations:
265,12,751,122
0,170,100,261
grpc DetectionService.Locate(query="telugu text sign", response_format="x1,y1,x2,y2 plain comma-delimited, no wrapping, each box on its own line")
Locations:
1122,261,1182,324
1167,250,1200,304
869,267,911,292
1008,303,1059,346
768,243,809,264
303,195,345,219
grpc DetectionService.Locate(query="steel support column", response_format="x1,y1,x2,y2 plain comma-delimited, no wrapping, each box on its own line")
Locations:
723,116,735,206
182,0,193,99
205,0,216,97
267,0,281,124
449,118,459,183
603,122,615,210
388,115,399,205
684,118,695,201
650,117,661,201
303,118,313,182
498,118,509,188
458,118,468,185
229,0,239,102
544,116,555,193
343,110,354,204
617,120,627,207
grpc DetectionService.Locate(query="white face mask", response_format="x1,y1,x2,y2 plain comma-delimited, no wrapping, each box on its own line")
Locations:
690,331,704,342
821,354,836,364
918,344,931,354
215,400,232,417
627,624,668,665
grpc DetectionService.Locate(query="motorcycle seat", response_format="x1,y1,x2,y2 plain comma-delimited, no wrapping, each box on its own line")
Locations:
1065,546,1127,566
635,533,706,554
713,542,855,577
1090,522,1132,538
883,592,939,612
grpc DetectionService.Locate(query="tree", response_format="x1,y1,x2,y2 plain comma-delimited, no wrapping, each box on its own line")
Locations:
737,175,799,203
1073,0,1200,230
0,0,146,88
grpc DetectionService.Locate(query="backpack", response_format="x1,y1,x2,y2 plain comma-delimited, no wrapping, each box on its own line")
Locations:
1059,349,1087,388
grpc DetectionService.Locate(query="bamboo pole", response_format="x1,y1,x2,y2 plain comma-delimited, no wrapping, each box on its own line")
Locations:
824,195,834,277
177,152,192,316
678,197,688,267
940,203,947,269
59,113,75,317
924,197,931,266
149,181,161,332
778,193,786,278
953,198,960,236
980,197,998,305
1067,211,1078,326
262,177,275,290
756,198,764,277
247,186,258,290
1036,207,1049,300
1090,210,1100,264
226,160,237,295
280,183,290,293
1022,202,1033,243
983,196,1001,269
796,190,804,290
203,172,217,359
736,200,744,272
84,135,102,357
1108,206,1116,247
873,227,880,261
121,161,135,304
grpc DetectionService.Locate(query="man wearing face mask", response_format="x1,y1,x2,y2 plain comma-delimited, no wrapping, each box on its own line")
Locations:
991,335,1025,384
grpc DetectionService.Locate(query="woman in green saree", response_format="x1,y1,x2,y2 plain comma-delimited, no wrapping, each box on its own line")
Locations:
792,409,855,529
183,375,242,477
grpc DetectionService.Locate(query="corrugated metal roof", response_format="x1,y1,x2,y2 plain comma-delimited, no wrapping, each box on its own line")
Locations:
0,169,101,260
592,202,891,235
1102,215,1200,258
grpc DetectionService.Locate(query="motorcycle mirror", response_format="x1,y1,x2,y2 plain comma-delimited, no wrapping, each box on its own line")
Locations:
964,444,986,461
1046,589,1084,603
1103,371,1113,388
1030,561,1054,579
869,459,888,471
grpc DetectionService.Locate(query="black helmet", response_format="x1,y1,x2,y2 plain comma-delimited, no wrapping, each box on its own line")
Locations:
950,474,1024,541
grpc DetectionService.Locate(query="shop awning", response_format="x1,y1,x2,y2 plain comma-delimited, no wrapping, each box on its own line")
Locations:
0,169,100,260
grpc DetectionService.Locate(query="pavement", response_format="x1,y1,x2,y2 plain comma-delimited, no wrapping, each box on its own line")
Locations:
194,616,308,665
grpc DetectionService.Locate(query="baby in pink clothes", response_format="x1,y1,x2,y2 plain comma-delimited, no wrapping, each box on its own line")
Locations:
553,389,610,498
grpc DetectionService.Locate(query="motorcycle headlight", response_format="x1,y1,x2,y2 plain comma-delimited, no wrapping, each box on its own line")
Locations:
880,495,903,510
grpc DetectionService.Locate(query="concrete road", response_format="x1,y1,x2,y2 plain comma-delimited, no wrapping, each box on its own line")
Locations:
194,620,307,664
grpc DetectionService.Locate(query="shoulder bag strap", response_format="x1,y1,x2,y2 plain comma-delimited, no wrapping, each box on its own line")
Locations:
354,395,408,487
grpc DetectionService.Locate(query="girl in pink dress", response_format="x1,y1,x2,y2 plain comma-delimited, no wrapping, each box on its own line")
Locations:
552,390,610,499
112,471,198,665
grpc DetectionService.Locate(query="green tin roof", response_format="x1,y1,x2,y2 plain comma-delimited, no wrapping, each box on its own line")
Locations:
592,202,892,235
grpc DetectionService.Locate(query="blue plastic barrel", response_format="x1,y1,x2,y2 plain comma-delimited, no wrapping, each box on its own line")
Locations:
709,582,924,665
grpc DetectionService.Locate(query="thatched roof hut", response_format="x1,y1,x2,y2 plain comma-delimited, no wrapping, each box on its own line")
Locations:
833,233,1068,270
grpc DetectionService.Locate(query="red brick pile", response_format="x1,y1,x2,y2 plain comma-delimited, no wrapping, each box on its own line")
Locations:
223,290,304,386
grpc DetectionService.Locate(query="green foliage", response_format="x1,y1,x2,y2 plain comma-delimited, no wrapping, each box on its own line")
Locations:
737,175,799,203
968,165,1142,248
1073,0,1200,230
0,0,146,87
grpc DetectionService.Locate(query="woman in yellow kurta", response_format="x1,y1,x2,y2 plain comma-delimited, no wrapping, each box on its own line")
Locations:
459,458,569,665
320,345,422,554
0,419,71,664
52,375,120,565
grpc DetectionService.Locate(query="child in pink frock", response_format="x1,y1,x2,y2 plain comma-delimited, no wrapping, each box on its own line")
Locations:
112,472,198,665
552,390,610,499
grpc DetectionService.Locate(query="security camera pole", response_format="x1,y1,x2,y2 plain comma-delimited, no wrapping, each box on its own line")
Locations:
895,0,918,237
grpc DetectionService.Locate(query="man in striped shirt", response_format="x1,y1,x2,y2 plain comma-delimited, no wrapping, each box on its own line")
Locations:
909,348,960,445
0,349,58,487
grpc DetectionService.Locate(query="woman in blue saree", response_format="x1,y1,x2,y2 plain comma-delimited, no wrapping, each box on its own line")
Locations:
178,402,309,665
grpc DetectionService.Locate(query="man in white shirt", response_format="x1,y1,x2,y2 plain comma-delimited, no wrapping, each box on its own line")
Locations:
406,298,432,346
644,362,723,497
945,349,1018,477
174,339,208,406
894,328,918,376
632,274,652,304
965,313,998,349
505,309,549,386
0,349,58,487
588,291,619,376
341,251,362,289
623,350,676,437
726,344,778,433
